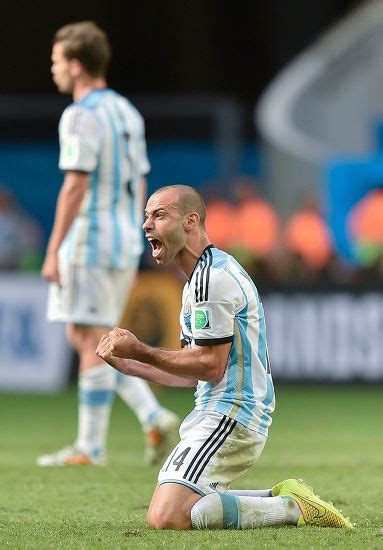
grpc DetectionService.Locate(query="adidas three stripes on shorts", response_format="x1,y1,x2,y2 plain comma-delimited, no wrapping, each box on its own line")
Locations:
157,409,266,496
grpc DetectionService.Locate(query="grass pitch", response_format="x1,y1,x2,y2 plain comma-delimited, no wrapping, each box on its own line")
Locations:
1,384,382,548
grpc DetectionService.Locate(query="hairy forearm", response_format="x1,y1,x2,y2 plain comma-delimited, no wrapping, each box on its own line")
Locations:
97,329,230,383
108,356,196,387
129,342,219,382
47,173,88,253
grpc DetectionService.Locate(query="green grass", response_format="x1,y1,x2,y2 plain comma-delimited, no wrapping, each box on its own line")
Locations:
1,384,382,548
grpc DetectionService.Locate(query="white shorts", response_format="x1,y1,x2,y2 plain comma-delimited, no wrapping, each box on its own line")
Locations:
158,410,266,496
47,261,138,326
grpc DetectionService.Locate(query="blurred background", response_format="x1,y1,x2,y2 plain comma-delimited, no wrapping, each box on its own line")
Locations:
1,0,383,391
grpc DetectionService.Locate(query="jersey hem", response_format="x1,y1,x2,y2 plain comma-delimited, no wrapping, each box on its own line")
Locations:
193,406,269,438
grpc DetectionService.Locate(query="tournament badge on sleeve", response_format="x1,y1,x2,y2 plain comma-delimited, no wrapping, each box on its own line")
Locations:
194,308,212,330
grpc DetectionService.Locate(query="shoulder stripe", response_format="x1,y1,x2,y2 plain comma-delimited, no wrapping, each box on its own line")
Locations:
199,252,208,301
194,252,206,302
194,249,212,303
203,246,213,301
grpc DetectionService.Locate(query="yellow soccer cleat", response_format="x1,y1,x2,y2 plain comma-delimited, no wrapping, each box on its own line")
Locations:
271,478,354,528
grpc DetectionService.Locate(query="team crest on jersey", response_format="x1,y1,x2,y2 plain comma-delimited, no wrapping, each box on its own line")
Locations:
194,308,211,330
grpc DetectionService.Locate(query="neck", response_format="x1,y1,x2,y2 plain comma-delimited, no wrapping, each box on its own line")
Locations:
176,235,211,279
72,76,107,101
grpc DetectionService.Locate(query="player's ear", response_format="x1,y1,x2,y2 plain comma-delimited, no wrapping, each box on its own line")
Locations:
184,212,200,231
69,58,83,78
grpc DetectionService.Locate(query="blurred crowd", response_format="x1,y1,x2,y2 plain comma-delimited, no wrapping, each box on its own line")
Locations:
202,177,383,286
1,179,382,285
0,186,43,272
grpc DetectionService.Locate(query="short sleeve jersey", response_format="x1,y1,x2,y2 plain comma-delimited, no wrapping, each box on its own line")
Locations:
58,89,150,268
180,245,275,436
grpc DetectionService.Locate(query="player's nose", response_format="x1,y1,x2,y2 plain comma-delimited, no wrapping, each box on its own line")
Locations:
142,217,152,230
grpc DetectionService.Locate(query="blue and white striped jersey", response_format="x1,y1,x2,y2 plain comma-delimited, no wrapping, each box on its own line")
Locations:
58,89,150,268
180,245,275,436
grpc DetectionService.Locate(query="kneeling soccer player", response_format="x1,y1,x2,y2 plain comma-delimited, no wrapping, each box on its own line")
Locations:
96,184,353,530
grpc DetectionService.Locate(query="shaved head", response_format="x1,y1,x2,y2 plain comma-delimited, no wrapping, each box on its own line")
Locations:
152,185,206,227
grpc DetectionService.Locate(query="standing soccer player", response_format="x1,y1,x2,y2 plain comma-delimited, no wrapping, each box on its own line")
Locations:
38,21,179,467
97,185,353,530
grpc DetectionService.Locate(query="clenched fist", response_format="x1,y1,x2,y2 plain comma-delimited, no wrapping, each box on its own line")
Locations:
96,327,141,361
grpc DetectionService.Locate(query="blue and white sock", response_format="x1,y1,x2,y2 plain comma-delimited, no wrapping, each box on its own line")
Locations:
191,493,300,529
76,364,116,456
116,373,162,429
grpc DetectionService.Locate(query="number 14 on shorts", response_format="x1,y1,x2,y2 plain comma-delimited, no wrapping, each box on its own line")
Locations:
163,446,191,472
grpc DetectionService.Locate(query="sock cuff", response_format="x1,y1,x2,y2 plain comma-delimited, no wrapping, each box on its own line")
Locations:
79,364,116,406
79,364,117,389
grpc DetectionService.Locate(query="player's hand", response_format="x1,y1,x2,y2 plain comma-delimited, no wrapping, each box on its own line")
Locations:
105,327,140,359
96,334,117,365
97,333,141,375
41,252,60,284
96,333,113,358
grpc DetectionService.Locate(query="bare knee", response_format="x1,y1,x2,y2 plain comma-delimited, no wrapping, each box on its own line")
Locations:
67,324,107,355
66,324,79,350
147,483,202,530
66,324,90,352
147,505,191,530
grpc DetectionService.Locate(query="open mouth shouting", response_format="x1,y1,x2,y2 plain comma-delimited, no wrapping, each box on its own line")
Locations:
147,236,164,260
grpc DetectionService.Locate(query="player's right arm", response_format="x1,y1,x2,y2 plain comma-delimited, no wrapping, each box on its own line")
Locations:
97,335,196,387
96,327,231,383
42,104,101,284
110,357,196,387
98,267,240,382
42,171,88,283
